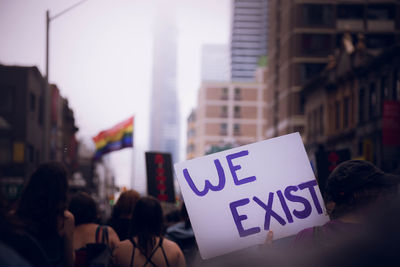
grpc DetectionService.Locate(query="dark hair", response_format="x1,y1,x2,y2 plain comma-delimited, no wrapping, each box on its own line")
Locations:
325,160,399,219
16,162,68,237
112,189,140,219
130,196,163,256
69,192,98,226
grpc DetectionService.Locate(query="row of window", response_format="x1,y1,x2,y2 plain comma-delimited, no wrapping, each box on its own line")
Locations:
0,87,44,126
220,106,242,118
219,123,241,136
301,4,396,27
220,88,242,100
308,69,400,138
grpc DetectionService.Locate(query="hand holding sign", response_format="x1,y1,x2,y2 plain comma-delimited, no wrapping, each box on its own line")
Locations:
174,133,329,259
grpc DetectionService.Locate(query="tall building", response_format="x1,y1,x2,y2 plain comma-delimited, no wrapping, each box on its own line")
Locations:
188,78,267,158
266,0,400,139
201,44,230,82
149,1,180,163
303,42,400,189
230,0,268,81
0,65,78,201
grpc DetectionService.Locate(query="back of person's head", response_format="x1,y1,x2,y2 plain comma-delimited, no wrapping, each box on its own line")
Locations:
131,196,163,255
69,192,98,226
16,162,68,237
325,160,399,219
112,189,140,219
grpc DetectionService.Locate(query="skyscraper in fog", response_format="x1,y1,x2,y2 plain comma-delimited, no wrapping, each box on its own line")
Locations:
149,1,180,163
230,0,268,81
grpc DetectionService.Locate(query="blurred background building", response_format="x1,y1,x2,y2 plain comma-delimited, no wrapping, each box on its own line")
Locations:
266,0,400,138
0,64,116,206
149,1,180,164
230,0,268,81
187,73,267,158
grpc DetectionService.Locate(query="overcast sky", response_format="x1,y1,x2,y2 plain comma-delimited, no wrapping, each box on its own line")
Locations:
0,0,230,191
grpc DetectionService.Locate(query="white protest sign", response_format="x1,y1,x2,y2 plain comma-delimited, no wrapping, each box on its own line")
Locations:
174,133,330,259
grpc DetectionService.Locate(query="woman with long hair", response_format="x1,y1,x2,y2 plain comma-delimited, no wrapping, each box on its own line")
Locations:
109,189,140,240
113,196,186,267
15,162,75,267
69,191,120,267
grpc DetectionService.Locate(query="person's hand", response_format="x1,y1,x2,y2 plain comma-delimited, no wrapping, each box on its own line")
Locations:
265,230,273,245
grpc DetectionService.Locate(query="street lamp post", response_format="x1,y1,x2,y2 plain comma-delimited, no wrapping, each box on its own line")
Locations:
43,0,88,160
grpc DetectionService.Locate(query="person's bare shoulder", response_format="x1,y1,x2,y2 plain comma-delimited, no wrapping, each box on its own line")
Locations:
162,238,186,267
106,226,120,249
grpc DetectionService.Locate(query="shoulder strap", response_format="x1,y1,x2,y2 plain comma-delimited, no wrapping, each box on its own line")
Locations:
129,238,136,267
95,225,110,245
101,226,109,245
159,238,170,267
95,225,102,243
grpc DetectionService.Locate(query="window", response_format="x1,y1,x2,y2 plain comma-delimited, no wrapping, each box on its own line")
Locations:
221,106,228,118
221,88,228,100
0,137,11,164
359,88,365,123
28,144,34,163
301,4,334,27
234,106,241,118
302,34,332,55
319,106,324,135
369,83,377,119
367,4,395,20
335,101,340,130
38,94,44,125
344,97,350,128
30,92,36,112
234,124,241,136
366,34,394,49
300,63,326,83
220,123,227,135
0,87,13,113
381,76,389,101
337,5,363,19
234,88,241,100
394,69,400,101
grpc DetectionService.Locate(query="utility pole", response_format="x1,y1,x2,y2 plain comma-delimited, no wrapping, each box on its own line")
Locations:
43,0,88,161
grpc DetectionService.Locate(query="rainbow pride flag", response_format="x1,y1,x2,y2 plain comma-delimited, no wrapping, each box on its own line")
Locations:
92,116,134,160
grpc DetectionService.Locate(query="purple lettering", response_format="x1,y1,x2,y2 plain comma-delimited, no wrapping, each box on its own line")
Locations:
277,190,293,223
284,185,312,219
229,198,261,237
298,180,323,214
253,193,286,230
183,159,226,197
226,150,256,186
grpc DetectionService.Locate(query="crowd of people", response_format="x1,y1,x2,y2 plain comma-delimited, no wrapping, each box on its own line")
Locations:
0,159,399,267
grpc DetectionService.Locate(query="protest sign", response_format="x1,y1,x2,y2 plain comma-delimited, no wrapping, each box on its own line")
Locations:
174,133,329,259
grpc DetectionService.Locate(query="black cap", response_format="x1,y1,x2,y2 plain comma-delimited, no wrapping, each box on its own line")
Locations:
325,160,399,202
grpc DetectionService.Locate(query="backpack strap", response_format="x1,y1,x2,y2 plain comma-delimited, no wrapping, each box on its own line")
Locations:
95,225,109,245
95,225,102,243
101,226,109,245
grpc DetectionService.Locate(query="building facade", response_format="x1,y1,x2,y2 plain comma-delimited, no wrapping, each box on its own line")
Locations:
303,43,400,189
0,65,79,201
230,0,268,81
266,0,400,138
189,78,267,158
